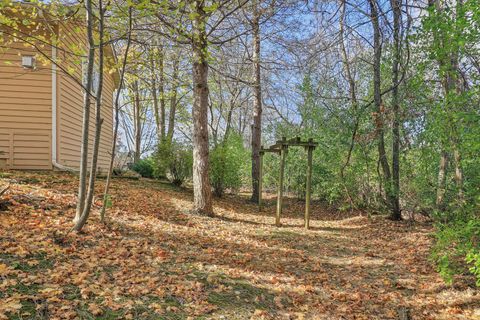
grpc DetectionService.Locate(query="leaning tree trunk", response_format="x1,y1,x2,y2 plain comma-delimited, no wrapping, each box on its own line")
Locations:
74,0,106,232
75,0,95,224
250,0,262,203
100,6,132,223
191,0,213,216
150,49,161,141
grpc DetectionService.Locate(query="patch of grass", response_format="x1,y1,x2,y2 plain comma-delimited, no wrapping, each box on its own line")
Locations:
207,279,277,312
8,299,41,320
0,171,12,179
130,179,183,192
74,294,190,320
17,177,41,185
76,306,125,320
63,284,81,300
1,282,44,319
1,253,55,273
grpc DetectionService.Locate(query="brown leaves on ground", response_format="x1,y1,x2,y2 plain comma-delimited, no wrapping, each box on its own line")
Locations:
0,171,479,319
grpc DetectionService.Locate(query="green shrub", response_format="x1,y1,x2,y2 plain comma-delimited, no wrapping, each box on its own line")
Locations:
131,158,154,178
169,146,193,186
432,211,480,285
210,133,248,197
153,140,193,186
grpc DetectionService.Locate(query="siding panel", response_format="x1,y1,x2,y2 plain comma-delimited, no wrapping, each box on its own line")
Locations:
57,22,115,171
0,29,53,169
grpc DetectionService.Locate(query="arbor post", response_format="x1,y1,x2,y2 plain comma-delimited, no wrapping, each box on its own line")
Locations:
258,149,264,211
305,143,314,229
276,138,287,227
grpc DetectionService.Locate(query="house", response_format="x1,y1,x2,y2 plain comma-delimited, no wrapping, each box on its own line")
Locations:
0,4,119,170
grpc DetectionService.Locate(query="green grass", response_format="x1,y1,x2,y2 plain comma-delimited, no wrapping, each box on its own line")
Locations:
0,171,13,179
207,280,277,311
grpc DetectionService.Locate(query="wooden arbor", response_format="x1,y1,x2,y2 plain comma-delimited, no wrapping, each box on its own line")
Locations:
259,137,318,229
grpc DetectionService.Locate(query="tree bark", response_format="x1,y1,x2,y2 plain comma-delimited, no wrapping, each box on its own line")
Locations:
250,0,262,203
339,0,358,209
100,6,132,223
150,48,161,141
75,0,95,224
369,0,393,210
133,80,142,163
166,57,179,143
158,45,166,140
436,151,448,209
429,0,465,208
191,0,213,216
74,0,105,231
390,0,402,220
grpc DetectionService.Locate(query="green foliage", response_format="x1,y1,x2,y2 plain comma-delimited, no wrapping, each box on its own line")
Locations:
153,140,193,186
209,133,249,197
432,212,480,285
132,158,154,178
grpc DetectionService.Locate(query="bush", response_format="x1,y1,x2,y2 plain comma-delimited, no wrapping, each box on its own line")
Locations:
153,140,193,186
210,133,248,197
131,158,154,178
169,146,193,186
432,210,480,285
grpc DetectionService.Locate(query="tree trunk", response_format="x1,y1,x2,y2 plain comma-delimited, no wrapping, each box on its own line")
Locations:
430,0,465,208
100,6,132,223
74,0,105,231
390,0,402,220
75,0,95,224
453,147,464,203
150,49,161,141
133,80,142,163
369,0,393,210
250,0,262,204
339,0,358,209
191,0,213,216
166,57,179,143
158,45,166,141
436,151,448,209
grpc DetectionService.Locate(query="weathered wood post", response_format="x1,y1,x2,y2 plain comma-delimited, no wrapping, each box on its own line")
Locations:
276,137,287,227
258,148,264,211
305,140,314,229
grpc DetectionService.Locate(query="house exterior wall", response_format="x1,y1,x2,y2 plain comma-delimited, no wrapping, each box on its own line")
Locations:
0,11,116,171
0,27,53,170
56,22,115,172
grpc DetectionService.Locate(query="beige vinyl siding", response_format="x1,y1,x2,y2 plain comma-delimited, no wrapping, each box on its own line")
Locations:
0,39,53,170
56,23,114,172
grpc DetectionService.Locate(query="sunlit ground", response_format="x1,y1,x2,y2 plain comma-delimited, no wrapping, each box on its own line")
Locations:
0,171,479,319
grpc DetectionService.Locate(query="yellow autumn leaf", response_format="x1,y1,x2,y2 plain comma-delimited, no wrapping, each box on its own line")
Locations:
0,263,12,276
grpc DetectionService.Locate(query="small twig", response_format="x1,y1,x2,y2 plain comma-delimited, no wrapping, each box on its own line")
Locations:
0,185,10,197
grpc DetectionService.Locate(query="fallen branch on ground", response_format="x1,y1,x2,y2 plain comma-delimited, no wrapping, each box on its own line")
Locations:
0,185,10,197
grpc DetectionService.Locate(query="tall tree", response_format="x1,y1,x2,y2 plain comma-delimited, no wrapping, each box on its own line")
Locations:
191,0,213,215
250,0,263,203
150,0,249,215
390,0,402,220
368,0,395,214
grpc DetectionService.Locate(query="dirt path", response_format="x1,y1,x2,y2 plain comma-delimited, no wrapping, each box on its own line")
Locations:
0,171,479,319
